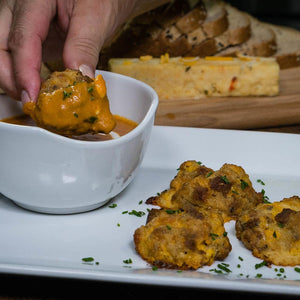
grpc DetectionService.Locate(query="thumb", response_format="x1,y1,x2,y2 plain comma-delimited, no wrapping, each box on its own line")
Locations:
63,0,113,78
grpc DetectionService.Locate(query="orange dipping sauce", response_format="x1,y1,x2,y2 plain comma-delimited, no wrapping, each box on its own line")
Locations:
1,114,138,142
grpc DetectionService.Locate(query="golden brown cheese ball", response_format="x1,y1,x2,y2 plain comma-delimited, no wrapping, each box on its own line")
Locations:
134,207,232,270
148,162,263,223
236,196,300,266
23,69,115,135
146,160,213,208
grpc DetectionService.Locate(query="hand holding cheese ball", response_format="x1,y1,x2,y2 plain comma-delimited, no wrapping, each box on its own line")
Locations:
0,0,171,103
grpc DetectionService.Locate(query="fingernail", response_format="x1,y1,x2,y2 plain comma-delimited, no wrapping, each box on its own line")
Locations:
79,64,95,79
21,90,31,104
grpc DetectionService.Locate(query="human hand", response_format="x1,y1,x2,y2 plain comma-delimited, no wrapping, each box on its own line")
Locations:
0,0,142,104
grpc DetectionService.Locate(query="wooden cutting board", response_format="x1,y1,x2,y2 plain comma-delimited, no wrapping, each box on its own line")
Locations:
154,66,300,129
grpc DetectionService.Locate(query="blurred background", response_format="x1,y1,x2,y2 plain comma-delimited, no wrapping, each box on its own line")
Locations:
227,0,300,30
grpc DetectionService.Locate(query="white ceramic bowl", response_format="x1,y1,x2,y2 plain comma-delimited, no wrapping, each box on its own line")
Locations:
0,71,158,214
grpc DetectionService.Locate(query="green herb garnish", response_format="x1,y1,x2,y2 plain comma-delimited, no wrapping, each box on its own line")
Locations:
82,257,94,262
210,233,219,240
294,267,300,273
217,263,231,273
128,210,145,217
257,179,265,185
123,258,133,264
63,90,72,100
255,260,267,269
220,175,230,184
87,116,97,123
240,179,249,190
278,222,285,228
261,189,270,203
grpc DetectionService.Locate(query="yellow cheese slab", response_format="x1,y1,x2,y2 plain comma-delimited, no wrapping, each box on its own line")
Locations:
109,55,279,100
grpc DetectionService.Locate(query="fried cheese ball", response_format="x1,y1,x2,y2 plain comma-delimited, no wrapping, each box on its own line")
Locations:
134,208,231,270
236,196,300,266
146,160,213,208
23,69,116,135
148,162,263,222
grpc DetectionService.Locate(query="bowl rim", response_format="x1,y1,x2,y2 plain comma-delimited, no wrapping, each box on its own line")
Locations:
0,70,159,148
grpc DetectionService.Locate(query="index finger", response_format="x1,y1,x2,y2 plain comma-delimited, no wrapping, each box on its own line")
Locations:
8,0,56,103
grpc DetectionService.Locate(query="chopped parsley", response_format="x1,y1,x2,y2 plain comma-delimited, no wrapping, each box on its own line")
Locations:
240,179,249,190
217,263,231,273
128,210,145,217
123,258,133,264
255,260,268,269
206,171,213,178
87,116,98,123
220,175,230,184
278,222,285,228
261,189,271,203
63,90,72,100
166,209,181,214
257,179,265,185
210,233,219,240
82,257,94,262
294,267,300,273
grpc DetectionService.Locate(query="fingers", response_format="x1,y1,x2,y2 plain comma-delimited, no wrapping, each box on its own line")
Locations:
0,2,18,98
63,0,135,78
8,0,56,103
62,0,106,78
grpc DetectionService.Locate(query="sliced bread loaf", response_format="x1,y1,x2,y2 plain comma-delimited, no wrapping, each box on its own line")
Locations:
99,0,229,61
99,0,253,66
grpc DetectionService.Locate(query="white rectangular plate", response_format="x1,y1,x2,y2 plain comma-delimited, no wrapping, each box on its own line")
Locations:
1,126,300,295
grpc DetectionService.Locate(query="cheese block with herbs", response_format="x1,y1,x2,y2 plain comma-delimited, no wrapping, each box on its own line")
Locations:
109,54,279,100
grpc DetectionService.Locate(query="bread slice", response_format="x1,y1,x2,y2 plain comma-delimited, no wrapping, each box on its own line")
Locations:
109,55,279,99
186,3,251,56
184,0,228,56
216,15,277,57
214,4,251,51
267,24,300,69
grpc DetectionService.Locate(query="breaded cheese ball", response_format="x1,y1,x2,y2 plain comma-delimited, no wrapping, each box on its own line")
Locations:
236,196,300,266
134,207,231,270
